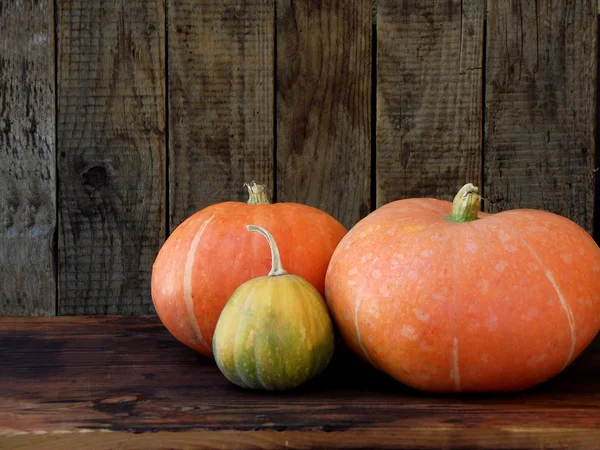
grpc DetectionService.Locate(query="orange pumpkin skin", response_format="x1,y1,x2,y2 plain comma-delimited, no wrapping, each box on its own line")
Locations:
151,200,346,357
325,195,600,392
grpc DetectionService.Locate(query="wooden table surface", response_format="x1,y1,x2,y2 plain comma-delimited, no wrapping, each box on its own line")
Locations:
1,316,600,449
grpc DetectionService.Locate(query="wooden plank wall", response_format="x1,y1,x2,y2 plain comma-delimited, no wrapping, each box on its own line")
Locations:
276,0,371,227
57,0,166,315
376,0,483,205
484,0,597,231
0,0,597,316
167,0,274,228
0,0,56,316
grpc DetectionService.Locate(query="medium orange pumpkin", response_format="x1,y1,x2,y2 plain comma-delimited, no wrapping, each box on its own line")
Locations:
151,183,346,357
325,184,600,392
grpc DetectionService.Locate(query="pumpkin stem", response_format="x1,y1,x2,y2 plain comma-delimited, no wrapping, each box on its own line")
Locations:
246,225,287,276
245,182,271,204
448,183,481,223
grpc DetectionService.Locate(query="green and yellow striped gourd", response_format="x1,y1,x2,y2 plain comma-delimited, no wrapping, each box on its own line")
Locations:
213,225,335,391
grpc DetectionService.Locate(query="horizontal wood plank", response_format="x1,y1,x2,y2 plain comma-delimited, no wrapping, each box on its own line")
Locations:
1,316,599,449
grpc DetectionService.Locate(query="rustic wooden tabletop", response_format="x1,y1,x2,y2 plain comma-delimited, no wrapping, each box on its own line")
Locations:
1,316,599,449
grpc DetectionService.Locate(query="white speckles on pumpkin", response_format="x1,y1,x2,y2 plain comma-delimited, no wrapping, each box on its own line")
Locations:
400,325,417,341
527,354,548,367
413,308,430,323
527,225,549,233
495,260,508,272
524,307,539,321
386,228,396,236
361,253,373,264
372,269,382,279
465,240,478,253
485,314,499,331
343,308,351,320
348,267,358,276
379,284,390,297
367,335,375,343
476,279,489,295
432,292,446,301
162,284,177,298
359,232,367,239
390,254,404,270
408,271,418,280
560,253,573,264
421,249,433,258
430,232,450,242
347,280,357,287
497,229,511,243
367,303,381,319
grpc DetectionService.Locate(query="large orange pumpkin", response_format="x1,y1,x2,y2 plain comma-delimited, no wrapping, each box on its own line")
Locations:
325,184,600,392
151,183,346,357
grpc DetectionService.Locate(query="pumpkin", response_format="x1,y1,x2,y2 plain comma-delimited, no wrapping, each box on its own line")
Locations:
151,183,346,357
213,225,335,390
325,183,600,392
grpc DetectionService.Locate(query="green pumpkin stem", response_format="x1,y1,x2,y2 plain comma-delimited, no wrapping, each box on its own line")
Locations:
246,225,287,276
245,182,271,204
448,183,481,223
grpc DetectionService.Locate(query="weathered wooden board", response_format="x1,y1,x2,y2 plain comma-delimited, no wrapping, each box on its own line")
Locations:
57,0,166,314
1,316,600,449
276,0,372,228
484,0,597,232
168,0,274,230
376,0,484,206
0,0,56,316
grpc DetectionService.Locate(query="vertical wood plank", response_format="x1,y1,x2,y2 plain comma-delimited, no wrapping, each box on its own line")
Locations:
276,0,371,229
168,0,274,229
485,0,597,232
0,0,56,316
377,0,484,205
57,0,166,315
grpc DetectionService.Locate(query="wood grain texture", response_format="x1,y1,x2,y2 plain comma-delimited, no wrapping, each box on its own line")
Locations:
376,0,484,206
484,0,597,231
168,0,274,230
276,0,371,228
57,0,166,315
1,316,600,449
0,0,56,316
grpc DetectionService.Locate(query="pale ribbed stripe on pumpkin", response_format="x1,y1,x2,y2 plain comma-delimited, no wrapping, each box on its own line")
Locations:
498,223,576,370
354,295,372,365
183,214,215,352
451,337,461,392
